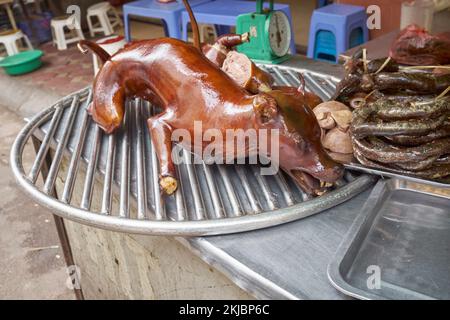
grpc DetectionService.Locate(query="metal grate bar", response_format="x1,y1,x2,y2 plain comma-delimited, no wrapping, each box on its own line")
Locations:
218,165,242,217
251,166,277,211
43,96,79,194
172,146,187,221
148,104,166,221
236,166,261,214
174,180,187,221
28,104,64,184
135,100,148,220
272,67,292,86
274,172,295,206
119,106,130,218
324,77,338,91
101,133,116,214
81,124,102,210
183,152,206,220
61,95,91,203
202,163,225,219
302,72,332,100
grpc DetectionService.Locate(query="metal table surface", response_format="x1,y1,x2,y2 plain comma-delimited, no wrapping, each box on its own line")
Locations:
184,189,370,299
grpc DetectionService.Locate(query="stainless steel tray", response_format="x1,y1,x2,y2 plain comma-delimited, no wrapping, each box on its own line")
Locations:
345,163,450,189
327,178,450,300
10,65,375,236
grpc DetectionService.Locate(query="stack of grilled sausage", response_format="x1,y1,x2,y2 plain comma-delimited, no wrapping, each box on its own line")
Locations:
333,50,450,181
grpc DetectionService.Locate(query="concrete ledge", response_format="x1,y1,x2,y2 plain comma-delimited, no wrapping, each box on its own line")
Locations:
0,73,62,120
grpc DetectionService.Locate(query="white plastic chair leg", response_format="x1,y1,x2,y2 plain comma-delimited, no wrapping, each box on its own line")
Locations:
87,14,95,37
74,19,85,40
109,7,122,28
100,13,113,35
93,54,99,75
56,27,67,50
4,41,18,55
23,35,33,50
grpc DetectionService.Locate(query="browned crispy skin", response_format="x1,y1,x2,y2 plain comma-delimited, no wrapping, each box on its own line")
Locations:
86,38,342,194
272,85,323,109
202,33,250,67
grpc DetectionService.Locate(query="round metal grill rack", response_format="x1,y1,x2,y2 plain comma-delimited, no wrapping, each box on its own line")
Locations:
10,64,375,236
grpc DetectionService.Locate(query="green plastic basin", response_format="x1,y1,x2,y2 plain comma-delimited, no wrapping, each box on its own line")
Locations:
0,50,43,75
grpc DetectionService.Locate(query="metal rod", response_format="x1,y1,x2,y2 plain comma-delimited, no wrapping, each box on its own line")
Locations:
325,77,338,91
171,145,187,221
28,104,64,184
303,72,332,99
202,163,225,219
31,136,84,300
119,104,130,218
62,92,92,203
183,151,206,220
235,166,260,214
148,104,166,221
174,175,187,221
274,172,294,206
43,96,80,194
101,133,116,214
272,67,292,86
80,125,102,210
135,100,148,219
218,165,242,217
251,166,277,210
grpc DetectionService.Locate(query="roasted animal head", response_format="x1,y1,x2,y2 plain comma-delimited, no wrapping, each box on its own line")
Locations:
252,91,344,194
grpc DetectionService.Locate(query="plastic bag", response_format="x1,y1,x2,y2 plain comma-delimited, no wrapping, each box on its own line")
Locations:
389,24,450,65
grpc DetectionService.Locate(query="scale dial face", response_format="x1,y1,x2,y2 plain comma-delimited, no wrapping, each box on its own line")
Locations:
268,11,291,57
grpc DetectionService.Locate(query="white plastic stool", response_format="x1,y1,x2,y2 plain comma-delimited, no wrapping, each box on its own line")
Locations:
188,24,217,45
0,29,33,56
87,2,122,37
199,24,217,43
92,35,126,75
51,15,85,50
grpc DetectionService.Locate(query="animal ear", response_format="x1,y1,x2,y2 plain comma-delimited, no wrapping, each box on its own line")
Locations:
252,94,278,124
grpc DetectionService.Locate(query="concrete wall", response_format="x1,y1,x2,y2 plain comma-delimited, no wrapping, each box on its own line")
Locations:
56,159,252,299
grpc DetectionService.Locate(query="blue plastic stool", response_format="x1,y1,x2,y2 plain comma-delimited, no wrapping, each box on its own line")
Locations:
181,0,296,54
307,4,368,63
123,0,212,42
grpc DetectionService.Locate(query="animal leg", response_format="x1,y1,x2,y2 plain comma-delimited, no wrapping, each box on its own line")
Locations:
147,115,178,195
89,61,125,133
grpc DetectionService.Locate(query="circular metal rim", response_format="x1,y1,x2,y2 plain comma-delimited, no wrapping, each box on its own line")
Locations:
10,87,376,237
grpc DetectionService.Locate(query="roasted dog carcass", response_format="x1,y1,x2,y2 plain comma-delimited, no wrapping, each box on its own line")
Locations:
78,0,343,195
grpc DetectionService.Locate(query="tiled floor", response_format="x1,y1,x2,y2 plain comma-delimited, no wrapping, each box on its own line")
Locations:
1,21,167,97
13,42,94,96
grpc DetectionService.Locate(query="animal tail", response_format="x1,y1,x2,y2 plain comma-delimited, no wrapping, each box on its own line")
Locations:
182,0,200,50
77,40,111,64
296,72,306,93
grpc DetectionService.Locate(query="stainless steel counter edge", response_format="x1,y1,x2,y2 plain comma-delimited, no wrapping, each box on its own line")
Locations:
178,237,298,299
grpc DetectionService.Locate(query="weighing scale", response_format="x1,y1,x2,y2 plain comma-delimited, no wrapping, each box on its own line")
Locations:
236,0,292,64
